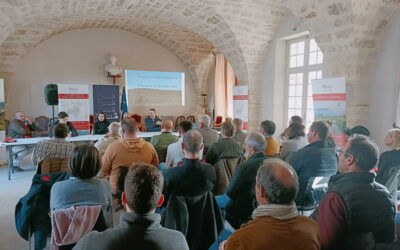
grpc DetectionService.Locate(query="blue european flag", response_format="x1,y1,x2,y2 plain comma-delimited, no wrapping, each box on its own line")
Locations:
121,87,128,119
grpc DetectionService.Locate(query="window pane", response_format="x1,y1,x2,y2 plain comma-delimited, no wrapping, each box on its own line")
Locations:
289,74,296,85
310,39,318,52
296,73,303,84
317,51,323,64
294,109,302,116
288,98,295,108
289,86,296,96
297,54,304,67
290,43,297,56
295,97,302,107
309,51,317,65
307,97,313,108
288,109,295,120
308,71,316,83
308,84,313,96
298,41,305,54
306,110,314,122
290,56,297,68
296,85,303,96
317,71,322,79
306,122,313,131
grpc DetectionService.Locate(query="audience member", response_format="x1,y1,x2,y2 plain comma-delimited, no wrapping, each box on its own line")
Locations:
145,108,162,132
280,115,303,141
315,135,395,249
31,123,75,166
101,117,159,193
50,145,112,227
50,111,78,138
150,120,179,161
232,118,247,145
206,121,243,166
279,122,308,162
225,133,266,229
290,121,337,206
94,122,122,155
122,112,131,119
163,130,215,198
376,129,400,191
74,163,189,250
221,159,321,250
197,114,218,150
345,125,371,137
93,112,110,135
165,120,204,168
259,120,280,157
8,111,35,169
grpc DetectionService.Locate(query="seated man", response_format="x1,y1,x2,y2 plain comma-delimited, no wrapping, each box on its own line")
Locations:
206,121,243,166
225,133,266,229
74,163,189,250
150,120,178,162
101,117,159,194
259,120,280,157
144,108,162,132
165,120,204,169
197,114,218,150
31,123,75,166
163,130,216,198
94,122,122,155
220,159,321,250
49,111,78,138
232,118,247,145
8,111,36,169
290,121,337,206
315,135,395,249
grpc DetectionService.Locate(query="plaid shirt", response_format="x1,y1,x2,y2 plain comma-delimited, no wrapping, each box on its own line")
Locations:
31,138,75,166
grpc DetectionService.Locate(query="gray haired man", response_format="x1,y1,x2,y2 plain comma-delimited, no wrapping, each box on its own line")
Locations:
197,114,218,151
224,132,267,229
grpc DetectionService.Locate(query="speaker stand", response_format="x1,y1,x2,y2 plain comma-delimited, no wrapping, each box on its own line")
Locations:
51,105,55,121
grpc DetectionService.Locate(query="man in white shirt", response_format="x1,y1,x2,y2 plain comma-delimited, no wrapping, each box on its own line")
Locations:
165,120,204,169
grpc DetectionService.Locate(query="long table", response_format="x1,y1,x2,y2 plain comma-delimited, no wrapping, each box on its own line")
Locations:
0,132,178,180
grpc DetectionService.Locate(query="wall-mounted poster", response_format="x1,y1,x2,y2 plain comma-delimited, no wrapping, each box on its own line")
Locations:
233,86,248,130
312,77,346,147
0,79,4,131
93,85,120,122
58,84,90,135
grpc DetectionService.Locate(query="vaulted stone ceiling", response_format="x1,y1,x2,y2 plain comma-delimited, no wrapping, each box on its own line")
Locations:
0,0,399,129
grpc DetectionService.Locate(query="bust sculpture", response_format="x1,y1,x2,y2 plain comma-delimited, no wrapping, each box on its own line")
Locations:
105,55,122,76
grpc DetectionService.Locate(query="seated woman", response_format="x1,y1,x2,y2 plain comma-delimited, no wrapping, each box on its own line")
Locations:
279,122,308,162
94,122,122,155
93,112,110,135
50,144,113,228
376,128,400,187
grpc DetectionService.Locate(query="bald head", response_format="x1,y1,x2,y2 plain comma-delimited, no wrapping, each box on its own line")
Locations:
256,159,299,204
162,120,173,132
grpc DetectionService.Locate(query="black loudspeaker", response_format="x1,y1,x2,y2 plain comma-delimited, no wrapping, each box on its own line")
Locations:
44,84,58,105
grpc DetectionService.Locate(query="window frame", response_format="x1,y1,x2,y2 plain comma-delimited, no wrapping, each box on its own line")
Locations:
284,36,324,129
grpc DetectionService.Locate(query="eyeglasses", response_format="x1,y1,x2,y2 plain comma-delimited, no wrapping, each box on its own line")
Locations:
337,149,352,157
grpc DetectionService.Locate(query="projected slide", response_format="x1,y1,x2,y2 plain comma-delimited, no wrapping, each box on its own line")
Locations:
125,70,185,106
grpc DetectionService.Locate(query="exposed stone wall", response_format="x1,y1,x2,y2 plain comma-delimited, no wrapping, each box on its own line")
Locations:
0,0,399,130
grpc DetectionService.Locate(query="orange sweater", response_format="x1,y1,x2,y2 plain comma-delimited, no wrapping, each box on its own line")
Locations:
264,137,280,156
101,138,159,193
225,216,321,250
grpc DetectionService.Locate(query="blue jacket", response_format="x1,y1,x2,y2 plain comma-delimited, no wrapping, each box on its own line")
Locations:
15,172,70,246
290,140,337,205
145,117,162,132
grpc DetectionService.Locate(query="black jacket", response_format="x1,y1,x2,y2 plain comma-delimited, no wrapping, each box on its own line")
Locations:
15,173,70,246
93,120,110,135
225,152,266,229
328,172,395,249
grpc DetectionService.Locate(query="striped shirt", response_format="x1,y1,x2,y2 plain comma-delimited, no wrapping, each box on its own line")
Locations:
31,138,75,166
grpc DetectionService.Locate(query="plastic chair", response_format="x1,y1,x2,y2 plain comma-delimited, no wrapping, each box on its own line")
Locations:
297,176,330,215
